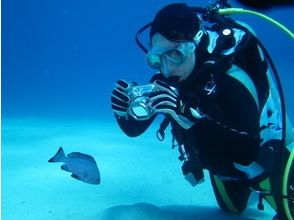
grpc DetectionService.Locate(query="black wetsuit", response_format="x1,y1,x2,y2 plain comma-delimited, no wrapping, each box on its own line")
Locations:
114,22,292,219
116,30,265,179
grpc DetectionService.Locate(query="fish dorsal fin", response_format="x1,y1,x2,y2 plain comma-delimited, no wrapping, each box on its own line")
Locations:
48,147,66,162
67,152,95,162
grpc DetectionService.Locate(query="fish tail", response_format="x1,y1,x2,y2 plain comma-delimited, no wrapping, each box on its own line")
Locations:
48,147,66,162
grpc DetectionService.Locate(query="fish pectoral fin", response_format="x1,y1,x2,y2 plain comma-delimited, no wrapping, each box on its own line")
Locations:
71,174,82,181
61,164,70,172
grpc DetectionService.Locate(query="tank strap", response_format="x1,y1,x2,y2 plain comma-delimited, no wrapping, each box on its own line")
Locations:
226,64,260,110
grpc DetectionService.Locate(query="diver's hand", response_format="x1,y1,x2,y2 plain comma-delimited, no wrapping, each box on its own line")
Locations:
150,80,206,129
182,156,205,186
111,80,132,118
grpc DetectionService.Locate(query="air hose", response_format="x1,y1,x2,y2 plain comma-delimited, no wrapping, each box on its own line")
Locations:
219,8,294,39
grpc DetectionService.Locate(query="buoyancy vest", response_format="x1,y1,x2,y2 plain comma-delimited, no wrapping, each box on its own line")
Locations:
166,21,291,179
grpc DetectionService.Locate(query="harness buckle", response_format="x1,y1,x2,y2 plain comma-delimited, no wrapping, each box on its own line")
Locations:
204,80,216,95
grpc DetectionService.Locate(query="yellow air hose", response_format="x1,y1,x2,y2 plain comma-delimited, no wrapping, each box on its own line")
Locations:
219,8,294,40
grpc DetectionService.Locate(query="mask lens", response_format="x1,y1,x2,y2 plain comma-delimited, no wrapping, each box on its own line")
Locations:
164,49,185,65
146,53,161,69
146,42,193,70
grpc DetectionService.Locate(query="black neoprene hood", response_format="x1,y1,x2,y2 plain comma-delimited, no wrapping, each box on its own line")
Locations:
150,3,200,41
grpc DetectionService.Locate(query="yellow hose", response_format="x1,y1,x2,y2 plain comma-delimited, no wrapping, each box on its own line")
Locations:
282,146,294,220
219,8,294,40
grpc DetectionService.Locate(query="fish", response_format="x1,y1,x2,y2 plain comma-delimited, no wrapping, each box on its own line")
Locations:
48,147,100,185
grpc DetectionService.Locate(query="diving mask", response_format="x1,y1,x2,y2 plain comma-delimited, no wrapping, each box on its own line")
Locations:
145,41,196,70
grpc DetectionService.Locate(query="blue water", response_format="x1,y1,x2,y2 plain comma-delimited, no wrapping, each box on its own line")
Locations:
2,0,294,120
2,0,294,219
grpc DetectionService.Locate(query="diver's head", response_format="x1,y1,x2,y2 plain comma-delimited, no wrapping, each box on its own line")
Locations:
146,33,196,82
146,3,202,82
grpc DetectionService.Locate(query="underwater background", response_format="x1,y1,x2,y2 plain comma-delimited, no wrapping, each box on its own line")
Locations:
2,0,294,219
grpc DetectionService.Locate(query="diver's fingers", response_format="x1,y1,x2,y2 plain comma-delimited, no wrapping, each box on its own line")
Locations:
153,108,174,115
154,80,178,98
112,88,130,103
112,101,128,111
113,109,128,117
152,100,177,110
149,93,177,107
115,79,132,91
111,96,129,111
111,95,129,109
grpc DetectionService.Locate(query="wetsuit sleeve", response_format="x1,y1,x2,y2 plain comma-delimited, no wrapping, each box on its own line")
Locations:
115,115,156,137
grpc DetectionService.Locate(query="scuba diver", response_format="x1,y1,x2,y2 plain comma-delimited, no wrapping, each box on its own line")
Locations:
111,2,294,219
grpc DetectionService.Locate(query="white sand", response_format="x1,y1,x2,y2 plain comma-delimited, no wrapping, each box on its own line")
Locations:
2,118,275,220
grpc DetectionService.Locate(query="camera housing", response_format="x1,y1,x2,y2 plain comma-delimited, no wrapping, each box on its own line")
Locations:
127,83,158,120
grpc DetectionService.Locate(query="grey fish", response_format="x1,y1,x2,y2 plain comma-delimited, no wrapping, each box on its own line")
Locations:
49,147,100,185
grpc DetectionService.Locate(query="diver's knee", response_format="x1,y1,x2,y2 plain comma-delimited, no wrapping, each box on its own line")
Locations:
210,174,251,213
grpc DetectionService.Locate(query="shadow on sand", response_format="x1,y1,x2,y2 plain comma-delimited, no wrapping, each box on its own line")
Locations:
96,203,271,220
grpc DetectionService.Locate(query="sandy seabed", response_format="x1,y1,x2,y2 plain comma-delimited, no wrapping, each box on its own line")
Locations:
2,118,275,220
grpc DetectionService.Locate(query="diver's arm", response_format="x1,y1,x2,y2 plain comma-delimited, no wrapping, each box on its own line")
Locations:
115,115,156,137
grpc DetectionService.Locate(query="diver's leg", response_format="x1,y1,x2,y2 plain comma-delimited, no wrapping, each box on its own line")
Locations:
209,173,251,213
255,142,293,220
279,147,294,219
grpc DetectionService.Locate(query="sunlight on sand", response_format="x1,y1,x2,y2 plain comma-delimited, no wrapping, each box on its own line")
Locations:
2,118,274,220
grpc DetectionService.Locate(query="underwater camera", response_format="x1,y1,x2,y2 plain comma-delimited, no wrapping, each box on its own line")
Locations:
127,83,158,120
127,83,178,120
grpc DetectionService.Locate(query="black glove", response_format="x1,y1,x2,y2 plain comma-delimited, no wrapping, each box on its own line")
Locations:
111,80,133,118
149,80,207,129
